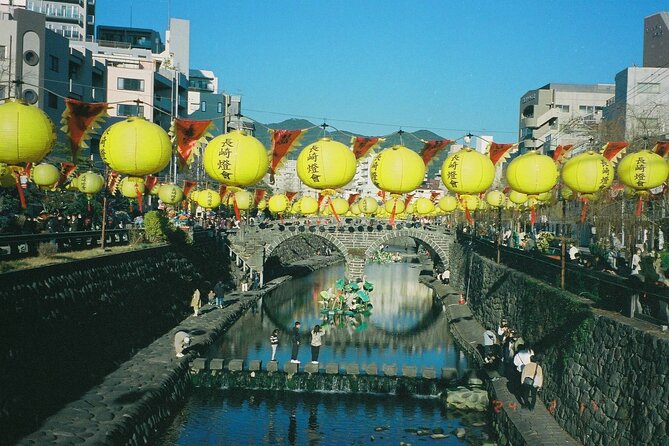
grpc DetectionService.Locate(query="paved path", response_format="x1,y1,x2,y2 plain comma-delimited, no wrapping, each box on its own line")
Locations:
424,276,582,446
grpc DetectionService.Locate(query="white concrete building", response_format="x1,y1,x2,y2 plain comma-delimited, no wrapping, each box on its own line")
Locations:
1,0,95,42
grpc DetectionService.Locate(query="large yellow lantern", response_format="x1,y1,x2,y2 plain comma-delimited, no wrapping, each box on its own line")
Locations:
203,130,269,187
384,196,406,214
268,194,290,213
296,138,356,190
32,163,60,189
438,195,458,212
77,171,104,196
561,151,613,194
441,148,494,194
370,145,425,194
359,196,379,215
506,150,558,195
617,150,669,192
415,197,435,215
330,197,349,215
158,184,183,205
509,190,528,205
0,100,55,165
100,117,171,176
485,190,506,207
119,177,145,198
197,189,221,209
301,196,318,215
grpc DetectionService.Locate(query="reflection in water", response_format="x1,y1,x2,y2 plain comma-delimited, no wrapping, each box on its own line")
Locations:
212,262,466,371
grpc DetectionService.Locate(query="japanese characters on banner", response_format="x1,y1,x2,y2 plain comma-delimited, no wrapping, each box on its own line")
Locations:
171,118,213,168
60,98,109,162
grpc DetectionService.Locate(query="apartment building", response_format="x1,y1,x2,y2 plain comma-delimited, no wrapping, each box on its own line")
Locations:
0,0,95,41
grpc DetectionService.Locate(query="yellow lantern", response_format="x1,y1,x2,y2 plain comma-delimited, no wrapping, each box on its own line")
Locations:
485,190,506,207
458,194,480,211
415,197,435,215
296,138,356,190
384,196,406,214
406,203,415,214
32,163,60,189
350,202,361,215
359,196,379,215
268,194,290,213
158,184,183,205
537,191,553,202
189,190,200,202
441,148,494,194
232,190,254,210
100,117,171,176
330,197,349,215
506,150,558,195
509,190,528,205
149,184,161,196
300,196,318,215
119,177,146,198
370,145,426,194
197,189,221,209
438,195,458,212
257,198,267,210
0,100,55,165
617,150,669,192
77,171,104,196
290,200,301,215
560,186,574,201
66,177,79,191
203,130,269,187
561,151,613,194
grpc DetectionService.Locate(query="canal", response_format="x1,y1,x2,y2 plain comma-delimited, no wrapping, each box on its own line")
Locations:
159,261,490,445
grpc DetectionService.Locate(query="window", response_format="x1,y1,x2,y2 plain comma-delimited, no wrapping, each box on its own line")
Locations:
579,105,594,114
555,104,570,113
637,82,660,94
117,77,145,91
521,127,533,138
200,101,206,112
47,92,58,109
217,102,223,113
117,104,144,117
49,55,59,72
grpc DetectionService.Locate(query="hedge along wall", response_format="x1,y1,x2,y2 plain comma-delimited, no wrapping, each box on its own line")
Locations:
450,242,669,446
0,240,232,446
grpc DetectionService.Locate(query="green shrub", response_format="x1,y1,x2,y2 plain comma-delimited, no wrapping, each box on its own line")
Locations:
143,210,191,246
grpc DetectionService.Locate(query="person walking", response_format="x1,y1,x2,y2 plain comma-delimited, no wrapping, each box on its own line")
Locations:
214,280,225,308
310,325,324,364
520,356,543,410
290,321,301,363
270,329,279,361
190,288,202,317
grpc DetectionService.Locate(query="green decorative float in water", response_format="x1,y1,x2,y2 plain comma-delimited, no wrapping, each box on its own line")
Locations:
319,278,374,315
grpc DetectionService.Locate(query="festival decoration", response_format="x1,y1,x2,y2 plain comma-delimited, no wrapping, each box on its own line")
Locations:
420,140,453,166
269,129,305,178
438,195,458,212
60,98,108,162
119,177,146,197
351,136,383,160
196,189,221,209
296,138,356,190
77,171,104,197
171,118,213,168
485,190,506,207
203,130,269,187
509,190,528,205
359,196,379,215
506,151,558,195
300,196,319,215
158,184,184,205
617,149,669,216
441,147,495,194
415,197,435,215
268,194,290,214
100,117,171,177
31,164,60,190
330,197,349,215
233,190,254,211
487,142,518,166
350,202,361,215
257,198,267,211
0,100,55,165
384,196,406,214
553,144,575,163
561,151,614,195
560,186,574,201
370,145,425,194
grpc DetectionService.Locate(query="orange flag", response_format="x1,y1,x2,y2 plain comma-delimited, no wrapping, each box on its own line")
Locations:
286,192,298,202
487,143,517,166
254,189,267,204
420,140,452,166
172,118,213,168
351,136,382,160
183,180,197,199
552,144,574,163
347,193,359,205
144,175,158,193
601,141,628,162
60,99,108,162
653,141,669,158
270,129,305,176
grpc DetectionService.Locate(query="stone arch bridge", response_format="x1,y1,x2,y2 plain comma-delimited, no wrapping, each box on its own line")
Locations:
225,221,455,282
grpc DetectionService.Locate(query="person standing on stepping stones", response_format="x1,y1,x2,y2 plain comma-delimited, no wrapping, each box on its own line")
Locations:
290,321,301,363
310,324,324,364
270,329,279,361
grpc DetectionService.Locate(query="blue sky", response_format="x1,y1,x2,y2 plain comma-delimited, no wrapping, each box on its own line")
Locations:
98,1,667,142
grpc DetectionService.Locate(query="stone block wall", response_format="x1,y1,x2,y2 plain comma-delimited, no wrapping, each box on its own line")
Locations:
0,242,231,445
450,242,669,446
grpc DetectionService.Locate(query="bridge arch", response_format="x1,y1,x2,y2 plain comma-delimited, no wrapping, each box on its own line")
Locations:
363,228,450,269
264,232,351,266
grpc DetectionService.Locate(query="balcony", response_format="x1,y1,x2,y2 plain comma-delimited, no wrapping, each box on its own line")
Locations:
521,107,558,129
153,95,173,113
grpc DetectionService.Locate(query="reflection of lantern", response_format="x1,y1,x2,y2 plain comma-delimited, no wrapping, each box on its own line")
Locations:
100,117,171,176
233,190,254,210
268,194,290,213
359,197,379,214
197,189,221,209
509,190,528,205
296,138,356,190
370,146,425,194
485,190,505,207
77,171,104,196
301,196,318,215
158,184,183,205
203,130,269,187
119,177,145,198
32,164,60,189
384,196,405,214
0,100,55,165
441,148,494,194
330,197,349,215
458,194,480,211
438,196,458,212
617,150,668,192
561,151,613,194
415,197,435,214
506,151,558,195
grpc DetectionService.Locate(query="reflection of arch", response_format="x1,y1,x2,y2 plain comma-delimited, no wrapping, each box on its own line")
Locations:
364,229,449,267
264,233,350,265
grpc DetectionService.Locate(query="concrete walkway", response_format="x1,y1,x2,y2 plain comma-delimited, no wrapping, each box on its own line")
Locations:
424,276,582,446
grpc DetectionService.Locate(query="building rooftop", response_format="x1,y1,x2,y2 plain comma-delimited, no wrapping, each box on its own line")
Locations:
538,83,615,94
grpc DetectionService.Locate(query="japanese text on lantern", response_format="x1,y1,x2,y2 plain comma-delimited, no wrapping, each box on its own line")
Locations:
634,157,647,187
370,156,380,184
307,145,320,183
599,159,611,188
217,138,234,180
446,155,459,188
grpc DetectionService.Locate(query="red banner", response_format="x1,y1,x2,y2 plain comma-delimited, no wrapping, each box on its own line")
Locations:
351,136,381,160
270,129,305,174
552,144,574,162
286,192,298,202
488,143,517,165
144,175,158,193
254,189,267,204
377,190,386,202
653,141,669,158
347,193,360,205
173,118,213,168
58,162,77,186
218,184,227,200
420,140,452,166
404,193,415,208
107,171,120,194
601,141,628,162
430,191,440,203
60,98,108,162
183,180,197,199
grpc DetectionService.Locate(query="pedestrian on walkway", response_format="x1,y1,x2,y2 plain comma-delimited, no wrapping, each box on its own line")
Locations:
174,331,191,358
207,289,216,306
214,280,225,308
310,325,324,364
482,328,497,363
241,275,249,292
441,268,450,285
290,321,301,363
190,287,202,317
520,356,543,410
270,329,279,361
